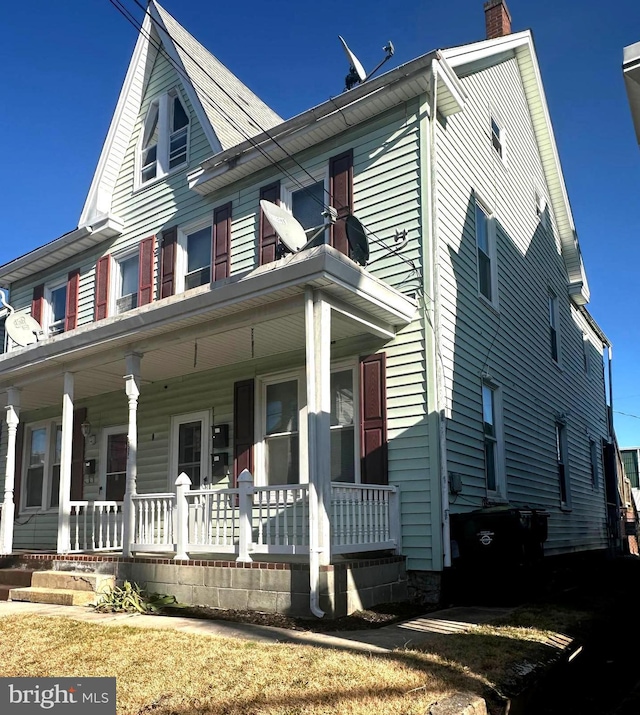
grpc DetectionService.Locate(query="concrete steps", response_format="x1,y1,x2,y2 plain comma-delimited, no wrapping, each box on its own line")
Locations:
0,569,35,601
8,570,115,607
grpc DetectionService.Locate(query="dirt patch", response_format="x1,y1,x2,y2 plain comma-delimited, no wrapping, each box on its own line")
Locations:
164,600,437,632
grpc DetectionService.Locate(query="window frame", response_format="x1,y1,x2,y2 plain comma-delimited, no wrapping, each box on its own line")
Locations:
135,88,190,191
20,419,62,513
44,280,67,337
169,410,211,491
548,291,561,364
109,249,140,315
175,218,213,294
589,438,599,489
481,380,506,498
255,361,359,488
491,115,506,163
474,197,498,308
555,421,571,509
281,168,329,237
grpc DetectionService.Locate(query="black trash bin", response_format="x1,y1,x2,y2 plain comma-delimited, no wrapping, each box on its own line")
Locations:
449,506,549,603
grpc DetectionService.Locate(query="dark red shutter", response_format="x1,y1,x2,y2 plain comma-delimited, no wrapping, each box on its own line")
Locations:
234,379,254,484
138,235,156,306
330,149,353,256
259,182,280,265
213,203,232,281
160,227,177,298
65,269,80,331
32,284,44,324
70,408,86,501
94,256,111,321
13,423,24,513
360,353,388,485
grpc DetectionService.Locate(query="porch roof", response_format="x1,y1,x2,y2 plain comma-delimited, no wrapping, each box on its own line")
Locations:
0,245,417,410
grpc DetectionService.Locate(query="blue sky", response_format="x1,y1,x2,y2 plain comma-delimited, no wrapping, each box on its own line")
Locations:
2,0,640,444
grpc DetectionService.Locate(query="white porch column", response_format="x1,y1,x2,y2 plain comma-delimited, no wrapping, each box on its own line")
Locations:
56,372,74,554
0,388,21,555
305,289,332,563
122,353,141,558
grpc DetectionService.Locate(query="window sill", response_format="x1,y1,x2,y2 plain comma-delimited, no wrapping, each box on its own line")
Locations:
478,294,500,316
132,162,189,195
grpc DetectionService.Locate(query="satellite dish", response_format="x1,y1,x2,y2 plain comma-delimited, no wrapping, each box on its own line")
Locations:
339,36,366,89
338,36,395,91
345,215,370,266
0,291,44,347
5,313,44,347
260,200,308,253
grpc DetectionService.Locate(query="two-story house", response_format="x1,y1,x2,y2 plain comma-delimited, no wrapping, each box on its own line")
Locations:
0,0,612,616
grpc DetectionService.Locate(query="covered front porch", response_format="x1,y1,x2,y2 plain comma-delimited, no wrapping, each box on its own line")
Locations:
0,246,416,614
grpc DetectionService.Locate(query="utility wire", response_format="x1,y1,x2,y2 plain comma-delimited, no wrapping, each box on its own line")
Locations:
614,410,640,421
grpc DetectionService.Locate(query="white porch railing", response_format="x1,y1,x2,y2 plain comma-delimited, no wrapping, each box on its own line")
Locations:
69,501,124,552
131,494,175,552
330,484,400,554
130,472,399,560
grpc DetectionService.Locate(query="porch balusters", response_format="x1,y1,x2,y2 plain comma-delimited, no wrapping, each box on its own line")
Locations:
0,388,21,555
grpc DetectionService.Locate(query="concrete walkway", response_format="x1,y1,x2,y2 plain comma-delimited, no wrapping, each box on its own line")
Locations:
0,600,516,654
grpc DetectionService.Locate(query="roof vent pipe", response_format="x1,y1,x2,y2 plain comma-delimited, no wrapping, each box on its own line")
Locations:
484,0,512,39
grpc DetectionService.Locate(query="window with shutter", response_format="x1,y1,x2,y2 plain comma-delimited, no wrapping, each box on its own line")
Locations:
160,227,177,298
259,182,281,265
95,256,111,321
360,353,388,485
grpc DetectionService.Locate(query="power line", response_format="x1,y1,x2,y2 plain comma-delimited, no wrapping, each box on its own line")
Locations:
614,410,640,421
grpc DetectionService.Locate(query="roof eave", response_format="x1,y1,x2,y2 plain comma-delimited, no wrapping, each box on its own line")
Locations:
623,42,640,146
188,51,467,196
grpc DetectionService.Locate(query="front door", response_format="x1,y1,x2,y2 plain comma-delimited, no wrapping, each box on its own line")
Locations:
105,432,127,501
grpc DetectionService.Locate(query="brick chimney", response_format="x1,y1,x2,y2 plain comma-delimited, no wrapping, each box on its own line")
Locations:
484,0,512,39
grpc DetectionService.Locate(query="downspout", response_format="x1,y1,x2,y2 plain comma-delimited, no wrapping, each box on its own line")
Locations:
305,286,324,618
429,59,452,569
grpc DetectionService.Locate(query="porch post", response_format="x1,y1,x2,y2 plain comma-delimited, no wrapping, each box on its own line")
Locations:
57,372,74,554
313,293,332,565
0,388,21,555
122,353,141,558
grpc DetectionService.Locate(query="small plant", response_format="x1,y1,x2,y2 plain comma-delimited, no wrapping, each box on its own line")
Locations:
93,581,184,614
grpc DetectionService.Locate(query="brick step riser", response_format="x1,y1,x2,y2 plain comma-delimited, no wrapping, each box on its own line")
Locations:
31,571,114,593
8,587,97,607
0,569,35,587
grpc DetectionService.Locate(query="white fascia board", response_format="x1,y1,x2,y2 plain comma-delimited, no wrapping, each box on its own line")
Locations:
440,30,533,69
433,53,467,115
443,31,590,305
623,42,640,146
148,1,223,156
79,13,156,228
0,216,124,285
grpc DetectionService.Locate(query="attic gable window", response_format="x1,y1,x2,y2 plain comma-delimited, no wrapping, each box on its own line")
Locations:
137,89,190,188
491,117,505,161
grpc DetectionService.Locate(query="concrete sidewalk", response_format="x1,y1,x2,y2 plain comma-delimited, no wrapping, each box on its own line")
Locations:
0,599,516,654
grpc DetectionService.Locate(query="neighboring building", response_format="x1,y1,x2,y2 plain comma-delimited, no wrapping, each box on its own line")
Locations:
621,448,640,489
0,1,613,615
624,41,640,145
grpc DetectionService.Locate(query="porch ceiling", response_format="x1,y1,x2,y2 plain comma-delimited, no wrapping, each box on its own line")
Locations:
0,246,416,411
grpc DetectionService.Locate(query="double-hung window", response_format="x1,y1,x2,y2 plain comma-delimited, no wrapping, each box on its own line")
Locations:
177,220,213,292
114,251,140,314
138,88,190,188
549,292,560,363
491,117,505,161
556,421,571,507
482,382,504,496
101,427,128,501
475,200,497,305
22,421,61,511
259,364,359,486
46,282,67,336
282,172,328,243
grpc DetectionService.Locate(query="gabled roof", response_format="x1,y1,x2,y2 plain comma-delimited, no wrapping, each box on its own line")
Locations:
79,0,282,228
623,41,640,146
